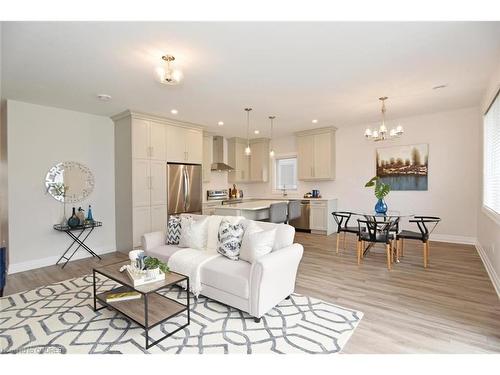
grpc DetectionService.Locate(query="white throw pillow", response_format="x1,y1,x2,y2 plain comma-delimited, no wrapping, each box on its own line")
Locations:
240,222,276,263
207,215,245,251
217,219,245,260
179,216,208,250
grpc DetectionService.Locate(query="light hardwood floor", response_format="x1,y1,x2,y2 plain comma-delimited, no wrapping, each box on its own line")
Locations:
3,232,500,353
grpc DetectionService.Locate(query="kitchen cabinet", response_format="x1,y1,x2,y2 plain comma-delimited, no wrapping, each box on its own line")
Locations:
203,134,213,182
202,201,222,215
166,125,203,164
227,137,269,183
295,127,336,181
113,110,204,251
310,201,327,231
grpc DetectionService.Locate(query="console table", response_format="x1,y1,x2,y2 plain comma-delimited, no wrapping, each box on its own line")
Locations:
53,221,103,268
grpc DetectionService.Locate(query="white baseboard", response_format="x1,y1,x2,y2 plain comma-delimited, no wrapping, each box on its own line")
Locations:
7,247,116,274
430,234,476,245
475,242,500,299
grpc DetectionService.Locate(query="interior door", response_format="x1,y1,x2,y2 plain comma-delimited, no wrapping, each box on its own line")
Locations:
167,163,185,215
184,164,202,213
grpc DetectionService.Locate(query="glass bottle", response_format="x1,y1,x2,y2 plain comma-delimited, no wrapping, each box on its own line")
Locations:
86,205,94,223
68,207,80,228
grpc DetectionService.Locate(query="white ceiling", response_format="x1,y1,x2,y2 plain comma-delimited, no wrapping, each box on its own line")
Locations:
2,22,500,137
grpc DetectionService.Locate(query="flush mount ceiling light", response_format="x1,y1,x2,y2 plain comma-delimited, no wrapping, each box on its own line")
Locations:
254,130,260,135
157,55,183,85
170,109,178,115
218,121,224,126
244,108,252,156
312,119,318,124
269,115,276,158
364,97,403,142
97,94,112,101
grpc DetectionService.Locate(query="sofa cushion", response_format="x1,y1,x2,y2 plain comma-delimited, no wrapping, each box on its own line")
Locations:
145,244,183,263
244,220,295,251
179,216,209,250
206,215,245,251
166,215,181,245
240,222,276,263
201,257,251,298
217,219,245,260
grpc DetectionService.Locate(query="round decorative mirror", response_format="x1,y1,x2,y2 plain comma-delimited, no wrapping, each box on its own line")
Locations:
45,161,95,203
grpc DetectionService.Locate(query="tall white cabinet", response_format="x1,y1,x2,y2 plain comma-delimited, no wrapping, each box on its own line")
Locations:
295,127,336,181
113,110,203,251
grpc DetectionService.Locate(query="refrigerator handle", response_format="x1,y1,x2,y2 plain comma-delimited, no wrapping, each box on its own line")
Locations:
182,168,189,211
185,168,190,206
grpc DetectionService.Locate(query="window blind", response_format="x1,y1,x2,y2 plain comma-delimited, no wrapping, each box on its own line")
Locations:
484,89,500,215
276,157,298,190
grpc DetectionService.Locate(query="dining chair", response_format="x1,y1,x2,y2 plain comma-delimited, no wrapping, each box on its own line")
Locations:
357,217,399,270
332,211,358,254
396,216,441,268
269,202,288,224
287,200,301,224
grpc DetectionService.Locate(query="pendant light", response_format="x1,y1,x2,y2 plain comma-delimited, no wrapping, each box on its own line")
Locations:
269,115,276,158
244,108,252,156
364,97,404,141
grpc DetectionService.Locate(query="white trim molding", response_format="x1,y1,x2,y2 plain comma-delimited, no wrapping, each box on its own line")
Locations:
475,242,500,299
430,234,476,245
7,247,116,274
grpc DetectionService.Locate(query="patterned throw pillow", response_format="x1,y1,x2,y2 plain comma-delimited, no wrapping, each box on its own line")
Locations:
166,215,182,245
217,219,245,260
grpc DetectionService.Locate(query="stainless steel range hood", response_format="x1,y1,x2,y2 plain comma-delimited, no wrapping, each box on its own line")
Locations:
211,136,234,171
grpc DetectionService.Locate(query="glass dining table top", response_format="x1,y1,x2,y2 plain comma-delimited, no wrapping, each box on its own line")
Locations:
351,210,415,218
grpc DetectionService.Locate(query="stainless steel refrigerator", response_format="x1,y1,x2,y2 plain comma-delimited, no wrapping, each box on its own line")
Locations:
167,163,202,215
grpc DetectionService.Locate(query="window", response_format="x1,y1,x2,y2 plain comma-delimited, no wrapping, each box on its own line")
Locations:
275,157,298,190
484,89,500,216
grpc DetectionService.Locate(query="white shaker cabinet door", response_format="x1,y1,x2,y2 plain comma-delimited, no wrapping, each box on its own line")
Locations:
132,159,151,207
186,129,203,163
310,203,327,231
166,125,187,162
133,206,151,247
297,135,314,180
313,133,332,179
151,205,168,233
132,119,150,159
150,160,167,206
149,121,167,161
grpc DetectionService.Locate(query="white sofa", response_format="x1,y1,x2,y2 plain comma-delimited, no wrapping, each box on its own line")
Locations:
141,214,304,322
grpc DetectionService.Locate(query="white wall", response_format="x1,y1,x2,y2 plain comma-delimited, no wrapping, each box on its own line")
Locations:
240,107,481,243
476,63,500,297
6,100,116,273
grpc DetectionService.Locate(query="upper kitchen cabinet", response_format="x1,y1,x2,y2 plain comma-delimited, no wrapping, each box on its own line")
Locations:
131,118,167,161
249,138,270,182
227,137,250,183
295,127,336,181
227,137,269,183
202,133,214,182
166,125,203,164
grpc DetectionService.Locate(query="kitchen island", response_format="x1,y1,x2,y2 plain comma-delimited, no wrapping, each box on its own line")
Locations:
214,200,288,221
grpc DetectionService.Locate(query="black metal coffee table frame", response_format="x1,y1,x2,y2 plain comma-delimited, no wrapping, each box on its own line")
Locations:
93,262,190,350
54,221,102,268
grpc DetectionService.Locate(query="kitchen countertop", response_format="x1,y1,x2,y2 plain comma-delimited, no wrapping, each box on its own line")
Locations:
203,197,337,204
214,200,288,211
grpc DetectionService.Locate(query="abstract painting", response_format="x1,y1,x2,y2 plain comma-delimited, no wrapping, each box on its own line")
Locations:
376,144,428,191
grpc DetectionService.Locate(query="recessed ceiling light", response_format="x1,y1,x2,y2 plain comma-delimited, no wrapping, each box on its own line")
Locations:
254,130,260,135
312,119,318,124
432,84,448,90
170,109,178,115
97,94,112,101
218,121,224,126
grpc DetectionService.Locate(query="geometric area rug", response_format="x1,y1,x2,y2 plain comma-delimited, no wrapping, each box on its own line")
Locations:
0,274,363,354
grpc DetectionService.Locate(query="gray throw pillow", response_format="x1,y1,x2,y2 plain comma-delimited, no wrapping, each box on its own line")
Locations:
217,219,245,260
166,215,181,245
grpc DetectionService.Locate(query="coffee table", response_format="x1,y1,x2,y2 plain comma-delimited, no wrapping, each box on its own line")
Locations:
92,260,190,349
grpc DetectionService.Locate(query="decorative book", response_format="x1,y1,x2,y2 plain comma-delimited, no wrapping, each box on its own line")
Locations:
125,266,165,287
106,291,141,303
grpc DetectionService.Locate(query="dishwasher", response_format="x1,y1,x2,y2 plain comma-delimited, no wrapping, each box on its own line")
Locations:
289,200,310,231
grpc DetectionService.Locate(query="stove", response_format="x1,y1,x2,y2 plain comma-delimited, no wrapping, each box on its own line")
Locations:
207,189,243,204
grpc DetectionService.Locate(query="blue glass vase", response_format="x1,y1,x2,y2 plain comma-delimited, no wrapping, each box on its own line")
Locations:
375,198,388,214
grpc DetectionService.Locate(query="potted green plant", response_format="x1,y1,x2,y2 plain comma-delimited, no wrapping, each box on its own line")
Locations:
365,176,391,214
143,256,170,278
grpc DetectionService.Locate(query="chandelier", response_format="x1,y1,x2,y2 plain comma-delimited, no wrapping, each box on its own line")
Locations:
364,97,403,141
157,55,183,85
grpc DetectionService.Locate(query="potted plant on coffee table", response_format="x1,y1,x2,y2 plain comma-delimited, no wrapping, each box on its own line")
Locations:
143,256,170,278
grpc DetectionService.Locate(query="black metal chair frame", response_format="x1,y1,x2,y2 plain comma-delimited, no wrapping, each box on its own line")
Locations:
332,211,359,254
357,217,400,270
396,216,441,268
